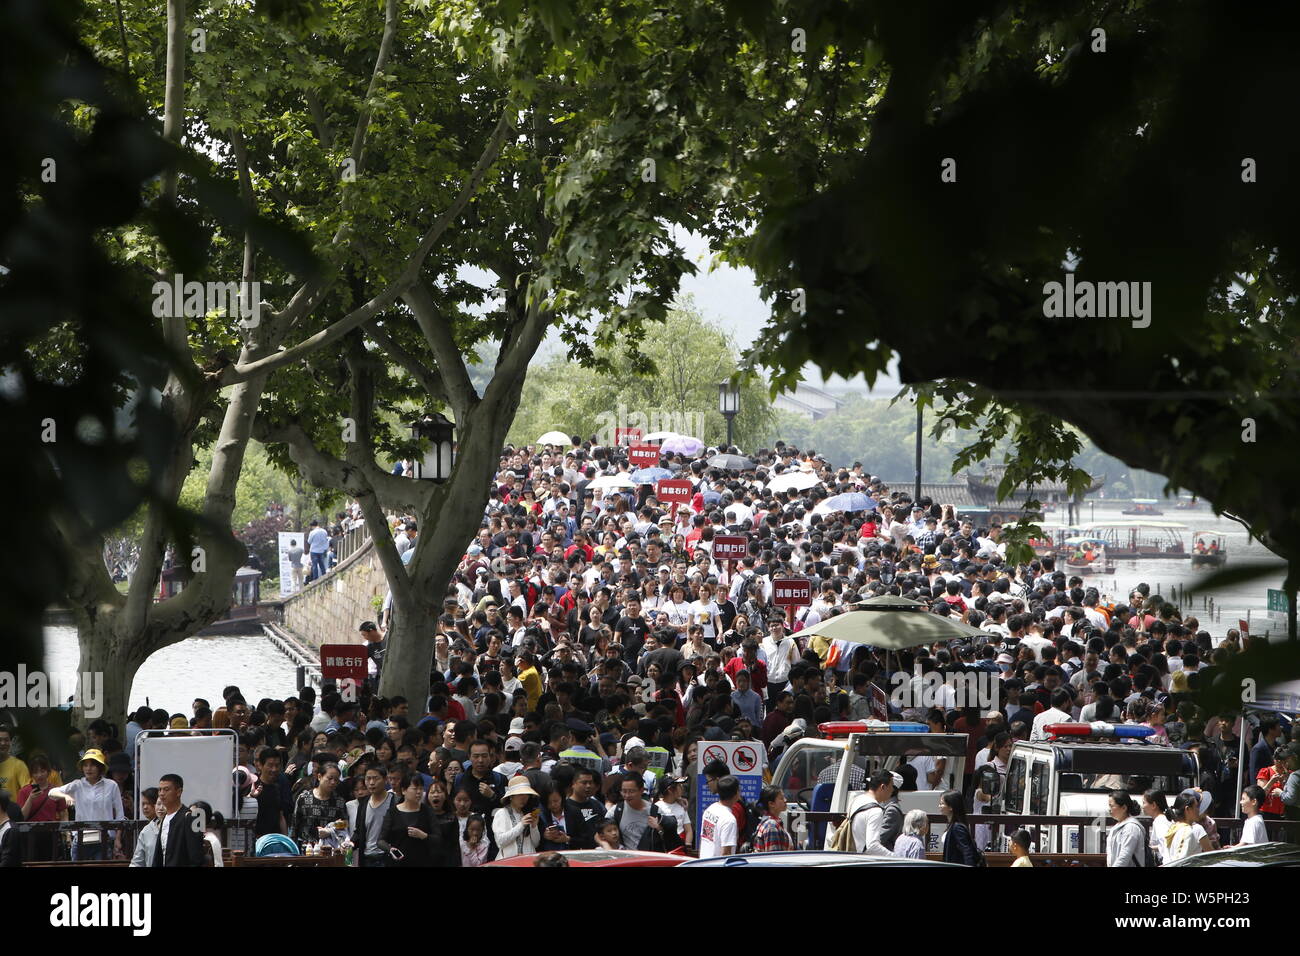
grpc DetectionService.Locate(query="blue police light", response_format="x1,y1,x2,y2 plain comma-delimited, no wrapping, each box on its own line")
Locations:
1112,724,1157,740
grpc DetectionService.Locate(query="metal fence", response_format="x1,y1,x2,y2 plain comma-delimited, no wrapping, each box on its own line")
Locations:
11,817,259,863
333,523,372,566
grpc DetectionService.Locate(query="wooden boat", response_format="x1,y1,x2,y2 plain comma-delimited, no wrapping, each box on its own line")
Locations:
1075,520,1189,560
1062,538,1117,576
1190,530,1227,569
1121,498,1165,516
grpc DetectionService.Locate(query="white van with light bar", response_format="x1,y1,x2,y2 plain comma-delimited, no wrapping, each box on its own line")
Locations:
770,720,968,851
985,722,1200,854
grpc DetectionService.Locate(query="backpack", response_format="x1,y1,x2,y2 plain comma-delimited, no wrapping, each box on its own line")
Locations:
829,803,882,852
612,801,681,852
734,572,756,606
736,800,762,853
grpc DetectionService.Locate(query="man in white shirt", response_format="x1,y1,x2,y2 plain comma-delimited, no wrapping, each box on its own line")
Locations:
307,520,331,580
697,776,740,858
1030,690,1075,741
48,749,124,860
852,771,895,855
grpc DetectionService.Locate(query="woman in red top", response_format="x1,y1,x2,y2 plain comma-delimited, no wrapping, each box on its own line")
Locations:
17,754,66,861
1258,749,1289,818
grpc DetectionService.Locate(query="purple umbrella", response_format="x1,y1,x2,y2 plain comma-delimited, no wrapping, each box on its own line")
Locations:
660,436,704,456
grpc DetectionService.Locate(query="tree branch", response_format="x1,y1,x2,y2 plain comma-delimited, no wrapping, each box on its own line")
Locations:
305,89,337,150
483,300,551,410
254,418,433,515
219,98,518,386
349,0,400,176
367,322,447,404
402,280,477,420
159,0,188,358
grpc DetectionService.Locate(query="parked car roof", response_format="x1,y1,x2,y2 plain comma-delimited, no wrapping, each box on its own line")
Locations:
483,850,687,868
678,851,966,868
1163,842,1300,867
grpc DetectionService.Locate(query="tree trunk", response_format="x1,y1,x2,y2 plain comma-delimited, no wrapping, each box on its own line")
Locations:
377,595,437,708
73,613,146,736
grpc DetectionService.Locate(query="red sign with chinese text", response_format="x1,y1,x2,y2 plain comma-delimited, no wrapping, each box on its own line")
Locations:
628,444,661,468
320,644,367,681
655,479,693,505
614,427,643,445
772,578,813,607
712,535,748,561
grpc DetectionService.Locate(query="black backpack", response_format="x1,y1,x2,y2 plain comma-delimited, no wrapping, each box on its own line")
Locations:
734,572,755,606
736,799,762,853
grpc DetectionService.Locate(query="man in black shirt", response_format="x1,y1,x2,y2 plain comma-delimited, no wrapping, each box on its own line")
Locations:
562,767,605,849
452,740,508,815
359,620,385,687
615,597,651,664
251,747,287,837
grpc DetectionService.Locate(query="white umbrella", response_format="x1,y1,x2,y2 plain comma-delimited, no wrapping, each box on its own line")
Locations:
767,471,820,493
588,474,637,490
798,597,986,649
536,431,571,445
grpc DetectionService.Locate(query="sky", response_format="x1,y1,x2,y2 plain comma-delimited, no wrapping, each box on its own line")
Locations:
530,228,903,397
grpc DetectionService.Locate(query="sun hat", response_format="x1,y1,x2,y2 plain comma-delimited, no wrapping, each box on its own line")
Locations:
1180,788,1213,816
502,775,539,802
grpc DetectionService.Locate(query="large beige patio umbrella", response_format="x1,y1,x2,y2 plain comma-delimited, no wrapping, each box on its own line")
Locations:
798,595,986,650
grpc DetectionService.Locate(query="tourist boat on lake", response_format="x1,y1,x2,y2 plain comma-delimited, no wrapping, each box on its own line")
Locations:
1190,530,1227,569
1122,498,1165,516
1076,520,1189,560
1062,537,1117,576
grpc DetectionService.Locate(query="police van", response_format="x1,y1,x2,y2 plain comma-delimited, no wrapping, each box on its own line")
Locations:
771,721,969,851
983,723,1200,854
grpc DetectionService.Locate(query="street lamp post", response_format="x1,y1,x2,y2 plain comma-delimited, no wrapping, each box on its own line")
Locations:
914,402,923,507
409,413,456,482
717,381,740,451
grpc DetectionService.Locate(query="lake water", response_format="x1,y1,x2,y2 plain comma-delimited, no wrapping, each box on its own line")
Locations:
42,626,301,714
1044,505,1288,637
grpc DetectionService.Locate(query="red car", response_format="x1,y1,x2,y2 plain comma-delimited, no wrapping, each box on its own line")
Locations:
483,849,687,868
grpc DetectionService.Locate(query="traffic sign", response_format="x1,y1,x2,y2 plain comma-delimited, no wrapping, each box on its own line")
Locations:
772,577,812,607
702,745,727,766
628,444,661,468
712,535,748,560
1268,589,1292,620
655,479,693,506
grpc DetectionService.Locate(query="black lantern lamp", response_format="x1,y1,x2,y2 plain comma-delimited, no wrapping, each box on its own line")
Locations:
410,413,455,482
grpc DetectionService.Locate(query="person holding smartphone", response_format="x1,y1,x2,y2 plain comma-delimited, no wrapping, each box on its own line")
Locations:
492,776,541,858
17,755,66,861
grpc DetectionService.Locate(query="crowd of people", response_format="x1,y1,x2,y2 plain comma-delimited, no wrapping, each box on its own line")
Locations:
2,436,1298,867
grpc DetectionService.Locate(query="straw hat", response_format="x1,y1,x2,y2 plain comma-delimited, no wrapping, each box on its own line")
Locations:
502,775,539,802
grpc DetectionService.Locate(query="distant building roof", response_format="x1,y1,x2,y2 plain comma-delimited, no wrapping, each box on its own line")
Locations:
774,387,846,420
